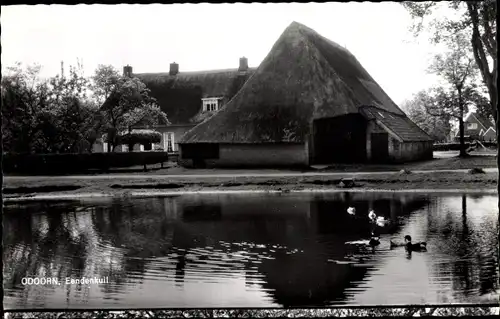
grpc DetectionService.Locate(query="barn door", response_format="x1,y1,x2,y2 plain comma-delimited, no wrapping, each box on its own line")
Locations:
371,133,389,162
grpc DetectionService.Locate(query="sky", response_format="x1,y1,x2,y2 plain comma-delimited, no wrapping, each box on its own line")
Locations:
1,3,444,105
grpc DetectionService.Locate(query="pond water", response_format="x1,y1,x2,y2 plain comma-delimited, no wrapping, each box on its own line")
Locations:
3,192,498,309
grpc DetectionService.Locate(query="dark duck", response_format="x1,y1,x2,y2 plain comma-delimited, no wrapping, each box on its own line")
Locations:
390,235,427,252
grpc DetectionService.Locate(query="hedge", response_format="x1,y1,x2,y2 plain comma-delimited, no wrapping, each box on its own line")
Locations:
116,130,162,146
3,152,171,174
433,142,497,151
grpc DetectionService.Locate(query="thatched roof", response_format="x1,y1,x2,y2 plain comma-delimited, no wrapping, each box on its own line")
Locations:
361,106,433,142
181,21,431,144
135,68,256,125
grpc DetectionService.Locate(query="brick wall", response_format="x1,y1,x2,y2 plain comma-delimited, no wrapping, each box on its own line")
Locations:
389,138,433,162
367,121,432,163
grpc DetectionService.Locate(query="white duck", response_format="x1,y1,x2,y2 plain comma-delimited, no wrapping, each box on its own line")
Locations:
368,210,377,221
376,216,390,227
347,207,356,215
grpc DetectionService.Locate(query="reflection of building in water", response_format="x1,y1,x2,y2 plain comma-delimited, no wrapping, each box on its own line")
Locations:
163,197,179,220
167,193,431,307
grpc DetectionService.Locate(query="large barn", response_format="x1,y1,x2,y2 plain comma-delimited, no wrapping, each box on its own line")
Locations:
178,21,433,168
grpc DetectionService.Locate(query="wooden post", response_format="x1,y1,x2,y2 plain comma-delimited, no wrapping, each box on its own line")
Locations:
144,164,147,172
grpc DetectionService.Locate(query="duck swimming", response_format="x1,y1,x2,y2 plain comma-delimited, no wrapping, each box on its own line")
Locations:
390,235,427,251
376,216,390,227
347,207,356,215
368,210,377,222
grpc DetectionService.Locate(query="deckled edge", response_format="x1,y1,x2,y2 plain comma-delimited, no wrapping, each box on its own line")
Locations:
3,306,500,318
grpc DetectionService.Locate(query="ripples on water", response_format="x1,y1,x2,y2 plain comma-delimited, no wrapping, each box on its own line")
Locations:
3,192,498,309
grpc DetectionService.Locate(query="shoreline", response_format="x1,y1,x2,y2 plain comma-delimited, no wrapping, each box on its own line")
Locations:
3,166,498,203
3,187,498,203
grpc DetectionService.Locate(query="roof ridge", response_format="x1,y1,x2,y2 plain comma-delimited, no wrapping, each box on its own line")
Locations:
135,67,258,77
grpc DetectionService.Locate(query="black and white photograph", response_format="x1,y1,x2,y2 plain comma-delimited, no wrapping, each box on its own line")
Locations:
2,1,499,317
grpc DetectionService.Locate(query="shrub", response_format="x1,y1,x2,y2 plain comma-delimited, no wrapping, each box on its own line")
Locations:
433,142,497,152
3,152,170,174
433,143,472,151
117,130,162,146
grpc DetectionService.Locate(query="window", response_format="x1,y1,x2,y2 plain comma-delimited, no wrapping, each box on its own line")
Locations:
393,139,400,152
202,98,220,112
163,132,175,152
467,123,478,130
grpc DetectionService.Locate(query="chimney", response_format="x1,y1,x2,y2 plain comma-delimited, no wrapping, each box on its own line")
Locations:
123,65,133,77
238,57,248,72
170,62,179,76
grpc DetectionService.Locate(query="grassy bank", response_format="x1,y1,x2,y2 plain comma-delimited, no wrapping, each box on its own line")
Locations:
3,153,497,200
3,170,498,200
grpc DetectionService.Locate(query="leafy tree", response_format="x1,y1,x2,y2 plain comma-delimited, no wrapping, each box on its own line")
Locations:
425,30,479,156
45,61,101,153
402,0,497,122
2,61,101,154
423,85,486,147
1,63,50,154
403,1,499,211
90,64,121,105
96,67,169,152
401,91,452,142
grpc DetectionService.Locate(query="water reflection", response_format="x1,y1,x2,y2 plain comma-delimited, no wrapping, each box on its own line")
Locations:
3,192,498,309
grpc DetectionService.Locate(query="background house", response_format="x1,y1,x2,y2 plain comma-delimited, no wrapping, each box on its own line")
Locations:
93,58,255,152
178,22,433,168
133,59,255,152
455,111,496,142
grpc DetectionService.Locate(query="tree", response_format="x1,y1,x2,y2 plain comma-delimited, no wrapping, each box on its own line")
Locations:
401,91,452,142
426,30,479,156
1,63,50,154
402,0,497,122
2,61,102,154
90,64,121,105
95,67,169,152
403,0,499,214
423,85,486,148
45,61,102,153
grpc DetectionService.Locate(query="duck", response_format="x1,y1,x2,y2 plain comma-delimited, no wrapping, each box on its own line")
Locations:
376,216,390,227
347,207,356,215
390,235,427,251
368,233,380,247
368,210,377,221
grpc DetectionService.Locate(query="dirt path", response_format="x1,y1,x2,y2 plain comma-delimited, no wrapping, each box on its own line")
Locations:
5,167,498,181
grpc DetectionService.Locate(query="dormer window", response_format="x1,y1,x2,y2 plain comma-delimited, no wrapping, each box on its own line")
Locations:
202,97,221,112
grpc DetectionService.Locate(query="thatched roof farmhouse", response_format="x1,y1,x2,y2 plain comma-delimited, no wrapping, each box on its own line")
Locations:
178,21,433,167
95,58,255,153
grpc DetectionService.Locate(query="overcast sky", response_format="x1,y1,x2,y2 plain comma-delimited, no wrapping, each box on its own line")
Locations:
2,3,443,105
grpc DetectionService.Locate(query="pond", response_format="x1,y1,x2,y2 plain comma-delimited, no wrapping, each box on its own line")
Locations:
3,192,498,309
